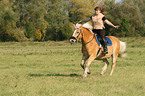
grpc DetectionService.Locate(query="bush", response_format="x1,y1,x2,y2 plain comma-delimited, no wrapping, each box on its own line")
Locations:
61,22,74,40
34,29,42,41
0,6,27,41
45,22,74,41
25,22,35,38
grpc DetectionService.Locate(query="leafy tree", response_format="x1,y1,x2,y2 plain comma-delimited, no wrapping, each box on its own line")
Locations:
44,0,73,40
68,0,94,23
15,0,49,41
112,0,145,36
0,0,27,41
93,0,145,37
0,0,144,42
122,0,145,36
123,0,145,23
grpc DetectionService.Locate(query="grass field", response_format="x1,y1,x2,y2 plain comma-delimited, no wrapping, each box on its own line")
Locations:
0,37,145,96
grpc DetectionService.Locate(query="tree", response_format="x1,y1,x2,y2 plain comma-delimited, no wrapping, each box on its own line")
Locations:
94,0,145,37
113,0,145,36
44,0,73,40
123,0,145,23
0,0,27,41
14,0,49,41
68,0,94,23
0,0,144,42
122,0,145,36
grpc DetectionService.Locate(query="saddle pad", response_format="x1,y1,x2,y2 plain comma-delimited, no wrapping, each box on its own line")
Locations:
95,35,112,46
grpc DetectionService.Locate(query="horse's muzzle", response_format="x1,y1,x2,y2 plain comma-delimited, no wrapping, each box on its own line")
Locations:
70,36,77,44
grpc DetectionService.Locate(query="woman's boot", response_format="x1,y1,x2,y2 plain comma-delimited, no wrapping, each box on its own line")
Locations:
102,38,108,54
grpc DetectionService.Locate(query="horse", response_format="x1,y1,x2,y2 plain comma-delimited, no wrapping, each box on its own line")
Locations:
70,23,127,78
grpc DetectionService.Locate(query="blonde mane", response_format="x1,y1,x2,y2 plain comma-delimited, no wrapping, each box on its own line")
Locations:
76,22,93,32
82,22,93,31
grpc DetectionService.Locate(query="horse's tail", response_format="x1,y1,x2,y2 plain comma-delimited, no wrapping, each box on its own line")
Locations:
118,41,127,57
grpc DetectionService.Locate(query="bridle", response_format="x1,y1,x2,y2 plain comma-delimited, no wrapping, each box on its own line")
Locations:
71,27,95,45
76,28,82,39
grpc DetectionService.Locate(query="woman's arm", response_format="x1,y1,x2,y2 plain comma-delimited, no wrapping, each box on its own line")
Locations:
78,18,91,23
104,19,119,29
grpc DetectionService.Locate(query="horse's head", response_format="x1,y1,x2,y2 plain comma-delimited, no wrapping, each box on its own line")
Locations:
70,24,83,44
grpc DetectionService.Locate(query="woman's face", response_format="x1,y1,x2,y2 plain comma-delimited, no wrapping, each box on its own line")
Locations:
95,9,101,15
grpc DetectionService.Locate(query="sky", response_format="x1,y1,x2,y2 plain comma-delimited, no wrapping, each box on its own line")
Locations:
115,0,122,3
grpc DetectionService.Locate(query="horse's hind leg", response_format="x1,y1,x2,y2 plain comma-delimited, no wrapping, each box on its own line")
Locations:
101,59,109,75
110,53,118,75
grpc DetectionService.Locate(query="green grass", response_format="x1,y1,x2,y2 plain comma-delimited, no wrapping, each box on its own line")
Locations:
0,37,145,96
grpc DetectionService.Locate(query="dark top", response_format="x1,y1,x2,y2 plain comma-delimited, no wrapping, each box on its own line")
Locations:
90,15,107,21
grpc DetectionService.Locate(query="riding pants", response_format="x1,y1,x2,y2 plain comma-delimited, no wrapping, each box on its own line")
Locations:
92,29,108,53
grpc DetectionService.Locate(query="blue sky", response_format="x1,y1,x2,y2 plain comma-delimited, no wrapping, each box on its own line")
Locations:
115,0,122,3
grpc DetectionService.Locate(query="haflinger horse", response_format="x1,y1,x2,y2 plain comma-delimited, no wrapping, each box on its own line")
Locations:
70,23,127,78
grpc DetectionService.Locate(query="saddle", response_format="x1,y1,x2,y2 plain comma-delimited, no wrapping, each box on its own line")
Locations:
95,35,112,46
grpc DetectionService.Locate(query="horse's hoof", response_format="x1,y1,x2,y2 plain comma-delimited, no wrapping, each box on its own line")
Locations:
100,72,104,76
87,69,91,74
110,73,113,76
87,71,91,74
82,74,87,78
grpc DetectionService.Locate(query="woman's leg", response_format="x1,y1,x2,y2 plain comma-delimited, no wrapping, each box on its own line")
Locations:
99,30,108,54
92,29,108,54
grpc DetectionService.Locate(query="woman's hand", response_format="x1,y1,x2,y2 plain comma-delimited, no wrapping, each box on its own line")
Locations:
104,20,120,29
114,25,120,29
78,21,82,23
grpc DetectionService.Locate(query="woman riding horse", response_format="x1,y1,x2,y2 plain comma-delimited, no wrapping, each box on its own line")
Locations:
70,23,126,78
78,7,119,54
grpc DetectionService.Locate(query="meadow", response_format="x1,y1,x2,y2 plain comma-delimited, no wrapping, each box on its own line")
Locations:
0,37,145,96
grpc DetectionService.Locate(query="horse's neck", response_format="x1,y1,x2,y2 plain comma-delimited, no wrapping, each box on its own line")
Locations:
82,28,94,43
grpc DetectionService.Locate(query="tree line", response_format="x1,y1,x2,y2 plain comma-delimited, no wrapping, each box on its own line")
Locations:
0,0,144,41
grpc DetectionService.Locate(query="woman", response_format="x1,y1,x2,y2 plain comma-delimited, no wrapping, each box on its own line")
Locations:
78,7,119,54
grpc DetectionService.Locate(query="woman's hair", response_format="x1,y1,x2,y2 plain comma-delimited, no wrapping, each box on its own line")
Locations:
94,7,101,11
94,6,107,15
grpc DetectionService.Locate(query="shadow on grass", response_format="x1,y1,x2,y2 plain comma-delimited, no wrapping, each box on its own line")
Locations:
28,73,81,77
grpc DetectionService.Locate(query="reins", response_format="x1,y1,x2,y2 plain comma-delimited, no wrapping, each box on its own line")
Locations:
85,35,95,44
80,28,95,45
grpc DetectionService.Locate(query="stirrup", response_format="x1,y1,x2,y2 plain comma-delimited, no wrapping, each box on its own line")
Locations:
103,48,108,54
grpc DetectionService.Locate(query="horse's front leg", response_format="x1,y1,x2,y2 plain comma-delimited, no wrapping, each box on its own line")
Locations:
80,56,87,69
80,56,91,74
82,55,96,78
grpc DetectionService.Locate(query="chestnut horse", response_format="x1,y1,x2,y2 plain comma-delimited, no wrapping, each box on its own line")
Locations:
70,23,127,78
